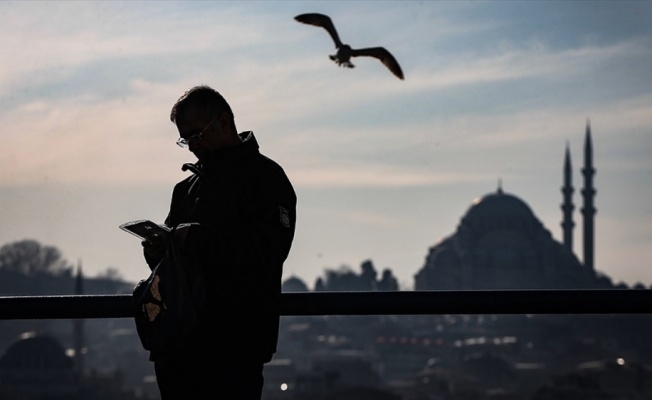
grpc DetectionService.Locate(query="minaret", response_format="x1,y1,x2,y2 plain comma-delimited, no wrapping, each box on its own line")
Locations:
73,260,85,374
561,142,574,252
581,121,596,270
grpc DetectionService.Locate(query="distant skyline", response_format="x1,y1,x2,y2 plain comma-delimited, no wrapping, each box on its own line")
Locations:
1,1,651,289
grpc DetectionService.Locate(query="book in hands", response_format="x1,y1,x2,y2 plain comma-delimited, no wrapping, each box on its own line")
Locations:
119,220,171,241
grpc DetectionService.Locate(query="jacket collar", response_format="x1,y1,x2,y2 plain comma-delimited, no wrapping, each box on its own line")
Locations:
185,131,259,176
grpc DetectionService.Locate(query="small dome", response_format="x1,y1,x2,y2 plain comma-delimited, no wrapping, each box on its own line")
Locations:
282,276,310,292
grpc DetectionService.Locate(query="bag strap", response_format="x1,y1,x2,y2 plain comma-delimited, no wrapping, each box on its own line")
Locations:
165,225,195,297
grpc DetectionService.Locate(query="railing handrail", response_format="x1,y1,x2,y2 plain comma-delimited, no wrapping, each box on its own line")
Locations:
1,289,651,320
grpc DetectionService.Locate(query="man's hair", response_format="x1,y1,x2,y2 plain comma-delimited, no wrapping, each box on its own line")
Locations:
170,85,235,124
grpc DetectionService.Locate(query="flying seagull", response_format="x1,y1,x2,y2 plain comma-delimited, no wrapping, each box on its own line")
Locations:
294,12,404,80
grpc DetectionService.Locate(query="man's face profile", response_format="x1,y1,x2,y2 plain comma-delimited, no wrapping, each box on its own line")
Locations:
176,108,226,160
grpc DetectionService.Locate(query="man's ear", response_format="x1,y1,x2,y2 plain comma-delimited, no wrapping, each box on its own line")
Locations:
218,111,233,132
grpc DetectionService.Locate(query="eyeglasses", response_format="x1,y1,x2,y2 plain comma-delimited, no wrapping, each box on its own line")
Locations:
176,116,217,148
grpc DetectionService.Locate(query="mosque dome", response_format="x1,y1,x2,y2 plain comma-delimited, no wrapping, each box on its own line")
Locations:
0,334,79,397
459,187,539,232
0,334,73,370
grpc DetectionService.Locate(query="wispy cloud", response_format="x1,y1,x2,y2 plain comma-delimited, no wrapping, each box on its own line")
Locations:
288,161,490,189
0,1,650,286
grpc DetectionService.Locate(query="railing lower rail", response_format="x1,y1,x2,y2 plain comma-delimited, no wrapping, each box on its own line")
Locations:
1,289,651,320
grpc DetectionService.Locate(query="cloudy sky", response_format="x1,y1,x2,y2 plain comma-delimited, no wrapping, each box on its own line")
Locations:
1,1,651,289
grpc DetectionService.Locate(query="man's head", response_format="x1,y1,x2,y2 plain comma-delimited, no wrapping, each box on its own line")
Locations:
170,85,240,161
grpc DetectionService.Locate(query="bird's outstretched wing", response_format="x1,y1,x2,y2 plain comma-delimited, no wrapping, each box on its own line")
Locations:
294,13,343,48
351,47,404,80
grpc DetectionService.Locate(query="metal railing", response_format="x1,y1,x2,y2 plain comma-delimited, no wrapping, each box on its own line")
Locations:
1,289,652,320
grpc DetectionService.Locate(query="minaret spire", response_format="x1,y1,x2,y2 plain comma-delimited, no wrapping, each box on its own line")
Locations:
73,260,85,374
561,141,574,252
581,120,596,270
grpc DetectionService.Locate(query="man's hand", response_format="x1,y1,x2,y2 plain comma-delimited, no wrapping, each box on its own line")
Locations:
142,233,167,261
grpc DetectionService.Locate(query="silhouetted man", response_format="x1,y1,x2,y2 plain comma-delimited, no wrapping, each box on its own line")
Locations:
141,85,297,399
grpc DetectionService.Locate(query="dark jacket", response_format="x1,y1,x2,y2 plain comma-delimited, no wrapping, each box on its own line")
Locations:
149,131,296,363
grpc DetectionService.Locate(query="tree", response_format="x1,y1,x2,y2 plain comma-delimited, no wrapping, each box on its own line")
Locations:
360,259,378,290
377,269,399,291
315,260,399,291
0,239,72,276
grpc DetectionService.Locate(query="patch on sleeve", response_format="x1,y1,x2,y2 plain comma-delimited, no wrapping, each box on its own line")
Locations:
279,206,291,228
